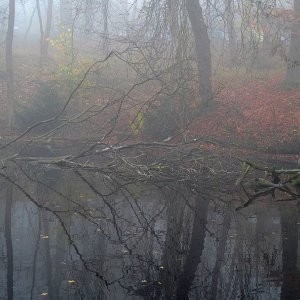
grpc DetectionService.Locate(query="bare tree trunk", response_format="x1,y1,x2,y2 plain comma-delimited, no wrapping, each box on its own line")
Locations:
224,0,238,66
36,0,44,68
167,0,181,60
6,0,15,129
123,0,129,37
185,0,212,108
36,0,53,68
132,0,138,21
102,0,109,53
42,0,53,62
5,184,13,300
60,0,72,29
24,5,37,42
285,0,300,87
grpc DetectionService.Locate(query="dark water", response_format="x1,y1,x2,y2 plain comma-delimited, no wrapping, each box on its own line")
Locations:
0,170,299,300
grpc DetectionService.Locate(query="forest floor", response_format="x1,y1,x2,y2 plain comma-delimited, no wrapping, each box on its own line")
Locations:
188,75,300,157
0,74,299,164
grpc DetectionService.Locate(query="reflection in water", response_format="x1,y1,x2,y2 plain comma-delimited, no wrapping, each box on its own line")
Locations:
280,204,299,300
0,169,299,299
4,183,13,300
175,195,209,300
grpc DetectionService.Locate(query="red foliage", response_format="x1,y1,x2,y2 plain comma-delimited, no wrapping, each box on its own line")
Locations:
189,76,300,150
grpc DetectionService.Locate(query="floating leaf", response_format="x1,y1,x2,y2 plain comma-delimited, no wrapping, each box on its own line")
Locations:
68,280,76,284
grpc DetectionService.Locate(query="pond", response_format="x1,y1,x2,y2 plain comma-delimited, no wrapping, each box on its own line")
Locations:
0,168,299,300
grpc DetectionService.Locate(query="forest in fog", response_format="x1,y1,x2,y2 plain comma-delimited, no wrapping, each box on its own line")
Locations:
0,0,299,299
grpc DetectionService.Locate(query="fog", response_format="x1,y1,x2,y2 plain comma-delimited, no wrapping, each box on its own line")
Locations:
0,0,299,299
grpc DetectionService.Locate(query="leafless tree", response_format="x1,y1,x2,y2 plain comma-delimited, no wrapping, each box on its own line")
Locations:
285,0,300,86
185,0,212,107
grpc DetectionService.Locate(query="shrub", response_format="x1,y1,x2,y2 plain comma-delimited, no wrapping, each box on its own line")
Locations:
15,81,63,132
143,97,179,140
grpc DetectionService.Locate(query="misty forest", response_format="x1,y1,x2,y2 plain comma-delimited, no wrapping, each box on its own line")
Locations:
0,0,299,299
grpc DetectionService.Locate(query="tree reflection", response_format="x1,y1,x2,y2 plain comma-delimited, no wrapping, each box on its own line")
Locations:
5,183,13,300
280,203,299,300
0,154,299,299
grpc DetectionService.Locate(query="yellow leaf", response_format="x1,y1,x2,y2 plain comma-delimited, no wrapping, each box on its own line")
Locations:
68,280,76,284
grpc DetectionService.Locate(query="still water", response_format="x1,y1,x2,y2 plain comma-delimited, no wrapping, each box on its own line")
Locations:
0,169,299,299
